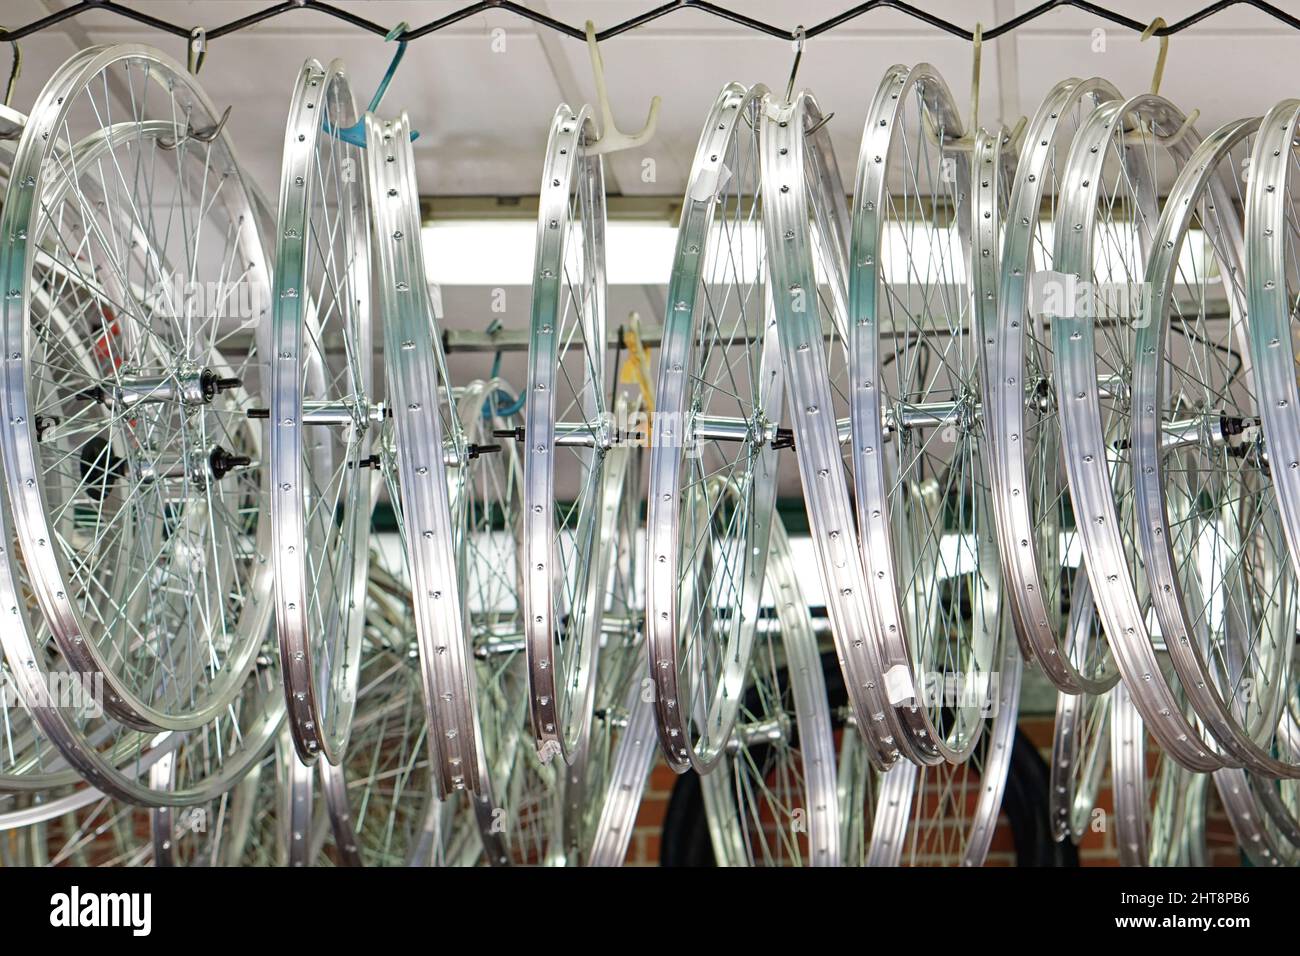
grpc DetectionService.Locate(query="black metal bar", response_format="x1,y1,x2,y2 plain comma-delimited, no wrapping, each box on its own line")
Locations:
205,1,300,41
403,4,495,40
983,0,1146,40
1166,0,1300,34
299,1,395,38
807,2,974,41
2,0,1297,46
595,1,686,41
76,0,192,38
0,1,94,42
493,2,589,41
685,2,792,39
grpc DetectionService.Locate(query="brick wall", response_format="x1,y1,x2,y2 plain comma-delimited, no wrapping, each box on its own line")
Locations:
625,762,676,866
627,714,1243,866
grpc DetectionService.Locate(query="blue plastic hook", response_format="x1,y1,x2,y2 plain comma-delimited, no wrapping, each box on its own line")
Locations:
325,22,419,147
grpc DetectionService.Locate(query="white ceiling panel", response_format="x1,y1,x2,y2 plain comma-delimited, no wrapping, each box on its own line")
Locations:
4,0,1298,200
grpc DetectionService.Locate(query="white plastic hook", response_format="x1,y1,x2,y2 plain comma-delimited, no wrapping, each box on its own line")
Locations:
585,20,660,156
1126,17,1198,148
923,22,1027,155
188,26,206,75
1140,17,1168,95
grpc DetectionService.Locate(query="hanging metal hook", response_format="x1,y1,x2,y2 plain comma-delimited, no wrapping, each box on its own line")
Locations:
2,26,20,108
784,25,805,104
805,110,835,136
326,22,418,147
157,104,232,151
187,26,206,75
585,20,659,156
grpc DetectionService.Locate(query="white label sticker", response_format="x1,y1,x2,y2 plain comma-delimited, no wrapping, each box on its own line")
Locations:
883,664,916,705
688,161,732,203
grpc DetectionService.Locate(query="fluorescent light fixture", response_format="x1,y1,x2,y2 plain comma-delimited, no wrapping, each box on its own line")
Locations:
421,218,1217,290
423,220,678,285
423,219,954,287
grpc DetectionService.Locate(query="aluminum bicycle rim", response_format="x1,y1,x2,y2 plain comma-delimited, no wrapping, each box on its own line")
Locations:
522,104,608,765
1049,576,1112,842
644,83,782,774
986,77,1123,694
1131,114,1299,775
1053,94,1223,771
698,493,840,866
0,45,274,730
270,58,374,765
851,71,1004,764
761,88,907,770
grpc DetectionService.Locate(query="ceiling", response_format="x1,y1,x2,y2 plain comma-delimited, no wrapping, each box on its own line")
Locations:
8,0,1300,200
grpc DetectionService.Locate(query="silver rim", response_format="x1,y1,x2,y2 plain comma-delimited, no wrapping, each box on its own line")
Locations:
0,45,274,730
522,104,608,765
1049,576,1112,842
564,415,650,865
270,58,374,765
851,69,1003,764
699,494,840,866
761,89,907,770
986,78,1122,695
462,378,563,866
1052,94,1223,770
646,83,781,774
365,112,479,797
1132,114,1298,775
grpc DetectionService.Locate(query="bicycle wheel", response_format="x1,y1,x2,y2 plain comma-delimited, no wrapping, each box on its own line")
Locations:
462,377,564,866
0,90,281,808
1246,99,1300,663
0,45,273,730
866,613,1023,866
644,83,781,774
318,631,433,867
1111,677,1223,866
986,78,1122,695
153,727,319,866
320,536,471,867
270,58,374,765
761,88,906,769
365,112,479,797
1245,712,1300,854
0,541,283,808
564,410,652,865
850,69,1004,764
1053,94,1224,771
0,106,121,796
520,104,609,766
1131,115,1299,775
698,508,840,866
